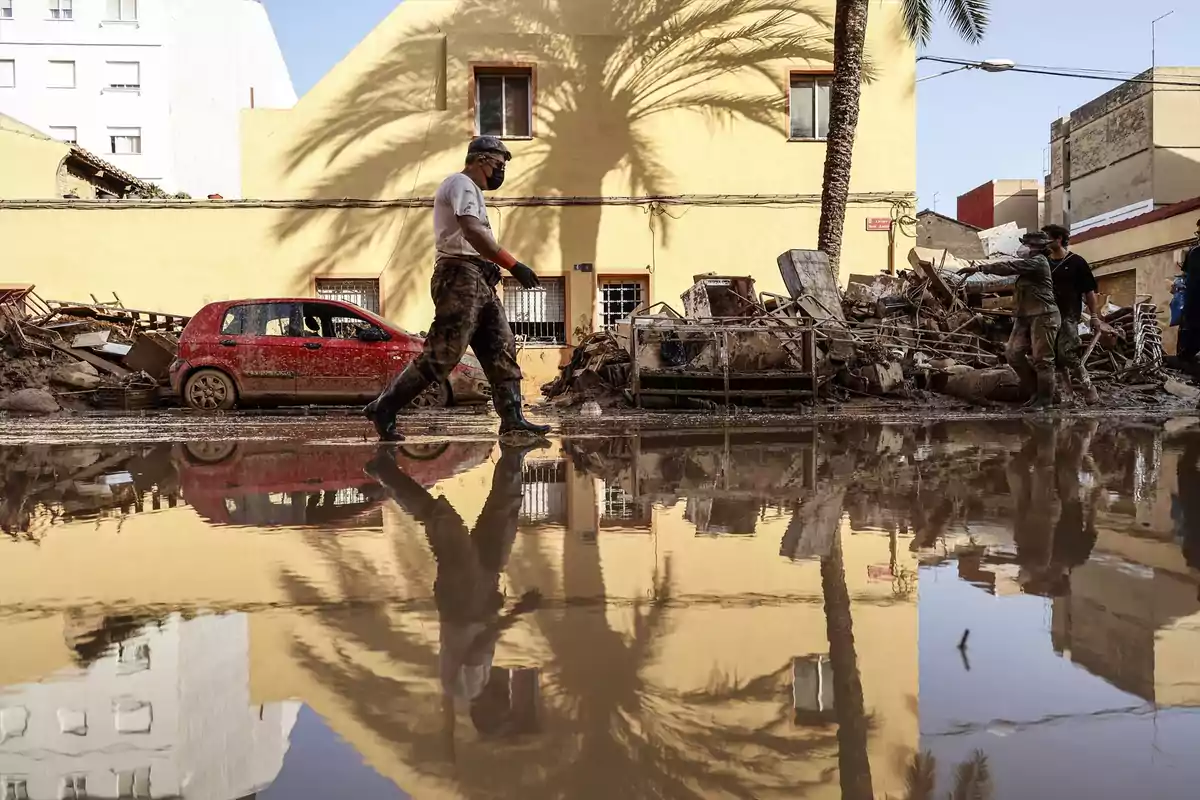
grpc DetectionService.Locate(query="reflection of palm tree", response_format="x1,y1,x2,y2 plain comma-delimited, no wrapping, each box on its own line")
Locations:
280,444,842,797
902,750,994,800
277,0,834,315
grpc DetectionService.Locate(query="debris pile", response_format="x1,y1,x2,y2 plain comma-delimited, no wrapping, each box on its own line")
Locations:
0,286,187,414
543,244,1191,412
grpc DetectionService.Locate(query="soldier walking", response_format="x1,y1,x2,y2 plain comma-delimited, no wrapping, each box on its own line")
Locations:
365,136,551,442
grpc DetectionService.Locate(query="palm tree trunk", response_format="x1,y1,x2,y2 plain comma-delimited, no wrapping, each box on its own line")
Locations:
822,532,874,800
817,0,871,281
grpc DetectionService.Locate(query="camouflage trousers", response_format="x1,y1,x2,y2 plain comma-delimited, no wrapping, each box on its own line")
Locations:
409,257,523,387
1055,319,1094,392
1006,311,1060,392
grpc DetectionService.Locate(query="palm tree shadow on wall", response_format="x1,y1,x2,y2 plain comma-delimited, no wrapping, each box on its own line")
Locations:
273,0,845,321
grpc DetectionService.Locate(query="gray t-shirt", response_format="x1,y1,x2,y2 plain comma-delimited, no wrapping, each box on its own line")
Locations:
434,172,490,259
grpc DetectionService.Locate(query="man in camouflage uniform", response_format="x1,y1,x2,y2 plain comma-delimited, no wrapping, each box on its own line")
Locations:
961,231,1061,408
364,136,551,442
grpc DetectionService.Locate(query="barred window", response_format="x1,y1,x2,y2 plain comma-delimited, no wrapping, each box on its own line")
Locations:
315,278,380,314
520,459,567,525
503,277,566,345
599,279,646,329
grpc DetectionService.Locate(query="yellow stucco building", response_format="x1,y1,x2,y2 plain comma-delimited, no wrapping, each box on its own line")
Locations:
0,0,916,391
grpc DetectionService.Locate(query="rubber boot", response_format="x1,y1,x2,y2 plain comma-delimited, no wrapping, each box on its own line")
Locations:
1011,360,1039,405
1026,368,1057,411
364,364,433,442
494,381,550,438
1055,369,1073,406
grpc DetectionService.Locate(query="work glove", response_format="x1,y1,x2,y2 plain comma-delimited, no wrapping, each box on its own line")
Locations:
510,261,541,289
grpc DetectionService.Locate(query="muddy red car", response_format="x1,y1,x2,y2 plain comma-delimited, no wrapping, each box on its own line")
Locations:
169,298,490,410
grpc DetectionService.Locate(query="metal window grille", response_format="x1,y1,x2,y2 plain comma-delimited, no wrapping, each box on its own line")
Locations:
519,460,567,524
315,278,381,314
601,482,637,520
600,281,645,329
503,278,566,345
475,70,533,138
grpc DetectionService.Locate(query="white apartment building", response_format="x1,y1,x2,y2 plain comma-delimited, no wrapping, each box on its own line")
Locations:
0,613,299,799
0,0,296,197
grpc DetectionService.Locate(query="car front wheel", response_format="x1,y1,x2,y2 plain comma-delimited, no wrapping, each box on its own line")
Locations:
184,369,237,411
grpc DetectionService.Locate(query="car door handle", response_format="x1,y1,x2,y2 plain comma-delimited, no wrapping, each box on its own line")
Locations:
220,340,237,347
303,342,322,350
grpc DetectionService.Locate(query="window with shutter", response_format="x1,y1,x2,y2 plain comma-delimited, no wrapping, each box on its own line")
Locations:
106,0,137,21
47,60,76,88
0,60,14,88
107,61,140,89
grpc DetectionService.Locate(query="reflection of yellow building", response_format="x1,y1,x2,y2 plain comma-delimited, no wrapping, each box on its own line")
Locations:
0,0,916,394
0,438,918,798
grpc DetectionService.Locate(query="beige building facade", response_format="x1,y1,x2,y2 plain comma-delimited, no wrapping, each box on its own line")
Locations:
0,0,917,394
1046,67,1200,234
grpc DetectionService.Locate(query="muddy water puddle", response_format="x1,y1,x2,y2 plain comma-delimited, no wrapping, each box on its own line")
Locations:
0,418,1197,798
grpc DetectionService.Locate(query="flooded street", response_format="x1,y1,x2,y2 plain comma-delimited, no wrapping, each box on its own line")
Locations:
1,414,1198,799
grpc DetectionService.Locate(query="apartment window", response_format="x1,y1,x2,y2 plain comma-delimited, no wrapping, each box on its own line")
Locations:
789,73,832,140
58,708,88,736
106,0,138,21
109,127,142,155
475,68,533,138
47,60,75,88
49,0,73,19
114,699,152,734
0,0,11,19
106,61,140,90
315,278,381,314
502,277,565,345
599,279,646,329
0,60,14,88
50,125,77,144
2,780,28,800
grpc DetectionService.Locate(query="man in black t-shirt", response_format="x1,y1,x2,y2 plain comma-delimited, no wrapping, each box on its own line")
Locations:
1042,225,1115,404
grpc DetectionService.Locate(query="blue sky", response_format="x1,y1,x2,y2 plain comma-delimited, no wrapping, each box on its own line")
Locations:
262,0,1199,214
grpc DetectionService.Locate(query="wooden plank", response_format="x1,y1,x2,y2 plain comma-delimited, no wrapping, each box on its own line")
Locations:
49,342,132,378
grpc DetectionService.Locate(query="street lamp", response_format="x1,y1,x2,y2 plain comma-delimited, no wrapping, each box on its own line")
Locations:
1152,11,1174,70
917,57,1015,83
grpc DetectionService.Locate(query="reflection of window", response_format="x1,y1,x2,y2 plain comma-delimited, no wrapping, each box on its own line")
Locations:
520,460,567,524
116,767,151,799
475,67,533,138
789,73,831,140
792,655,835,726
58,708,88,735
0,706,28,740
502,277,565,345
60,776,87,800
599,280,646,330
114,699,152,734
2,779,28,800
315,278,380,314
118,641,150,674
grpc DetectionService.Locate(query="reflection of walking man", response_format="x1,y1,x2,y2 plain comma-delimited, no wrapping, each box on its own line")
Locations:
364,136,551,442
365,444,542,748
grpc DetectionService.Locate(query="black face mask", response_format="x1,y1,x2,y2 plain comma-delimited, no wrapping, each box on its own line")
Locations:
486,163,506,191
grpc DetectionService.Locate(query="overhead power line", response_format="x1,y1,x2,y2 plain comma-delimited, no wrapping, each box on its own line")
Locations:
919,56,1200,88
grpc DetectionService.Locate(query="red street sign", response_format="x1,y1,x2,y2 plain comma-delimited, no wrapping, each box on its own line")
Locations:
866,217,893,231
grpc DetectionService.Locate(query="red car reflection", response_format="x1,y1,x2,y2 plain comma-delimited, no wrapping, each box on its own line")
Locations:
169,298,490,411
177,441,493,528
